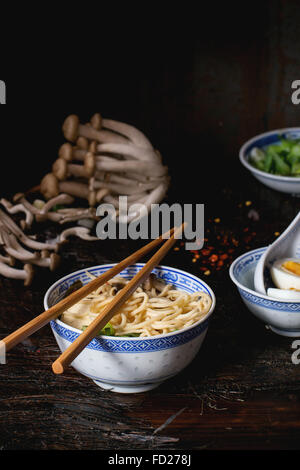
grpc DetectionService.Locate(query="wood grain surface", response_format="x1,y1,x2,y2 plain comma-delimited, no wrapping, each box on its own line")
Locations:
0,175,299,450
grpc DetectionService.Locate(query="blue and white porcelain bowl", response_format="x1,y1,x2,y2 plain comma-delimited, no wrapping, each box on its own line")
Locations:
239,128,300,194
229,247,300,337
44,263,216,393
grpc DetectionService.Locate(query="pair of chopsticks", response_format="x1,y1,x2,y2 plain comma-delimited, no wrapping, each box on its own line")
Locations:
1,223,185,375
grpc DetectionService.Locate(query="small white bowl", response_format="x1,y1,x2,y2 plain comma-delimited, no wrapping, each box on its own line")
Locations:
239,128,300,195
44,263,216,393
229,247,300,337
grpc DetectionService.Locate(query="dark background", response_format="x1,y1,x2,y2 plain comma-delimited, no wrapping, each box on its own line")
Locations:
0,1,299,207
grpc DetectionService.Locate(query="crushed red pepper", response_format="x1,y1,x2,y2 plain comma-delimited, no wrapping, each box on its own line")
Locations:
173,202,260,276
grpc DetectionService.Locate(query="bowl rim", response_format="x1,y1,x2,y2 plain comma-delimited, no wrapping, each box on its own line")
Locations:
44,262,216,341
229,246,300,304
239,127,300,183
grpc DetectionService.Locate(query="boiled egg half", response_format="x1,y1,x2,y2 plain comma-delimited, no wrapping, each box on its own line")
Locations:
269,258,300,301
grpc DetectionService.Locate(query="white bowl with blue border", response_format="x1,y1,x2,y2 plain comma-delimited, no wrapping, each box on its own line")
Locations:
229,247,300,337
239,128,300,194
44,263,216,393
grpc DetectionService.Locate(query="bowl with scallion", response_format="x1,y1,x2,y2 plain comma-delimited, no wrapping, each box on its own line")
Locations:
239,128,300,195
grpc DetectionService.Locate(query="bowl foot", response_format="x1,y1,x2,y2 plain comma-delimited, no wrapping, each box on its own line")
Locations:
268,325,300,337
92,379,161,394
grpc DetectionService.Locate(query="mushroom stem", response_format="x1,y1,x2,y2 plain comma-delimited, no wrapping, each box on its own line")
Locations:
0,253,15,266
94,158,167,177
91,114,152,150
59,227,99,243
41,193,75,213
96,143,160,163
0,199,34,230
0,209,57,251
0,261,34,286
1,230,40,262
102,118,153,149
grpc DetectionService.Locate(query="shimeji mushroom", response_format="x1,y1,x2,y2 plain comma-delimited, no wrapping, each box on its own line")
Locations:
32,252,60,271
40,193,75,213
62,115,128,145
52,154,95,181
0,261,34,286
0,198,34,230
0,209,58,252
94,156,167,177
13,193,41,216
59,226,98,244
40,173,97,206
0,252,15,266
91,113,153,149
76,136,89,150
0,229,41,262
96,142,160,163
58,143,91,163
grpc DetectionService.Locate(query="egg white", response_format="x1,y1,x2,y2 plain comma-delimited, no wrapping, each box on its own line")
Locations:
270,258,300,291
267,287,300,301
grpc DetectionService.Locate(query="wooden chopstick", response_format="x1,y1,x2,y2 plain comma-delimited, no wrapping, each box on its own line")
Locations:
1,227,176,353
52,223,186,374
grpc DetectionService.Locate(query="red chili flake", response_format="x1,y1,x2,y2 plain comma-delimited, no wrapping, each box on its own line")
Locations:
220,254,229,260
217,260,224,267
243,227,249,232
201,249,211,256
209,254,218,263
199,266,207,271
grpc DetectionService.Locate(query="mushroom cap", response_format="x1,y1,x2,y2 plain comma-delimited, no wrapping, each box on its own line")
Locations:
84,152,96,177
50,253,61,272
24,264,34,286
76,136,89,150
52,158,68,181
59,143,73,162
62,114,79,142
41,249,50,259
88,190,97,207
91,113,102,130
40,174,60,200
89,141,97,153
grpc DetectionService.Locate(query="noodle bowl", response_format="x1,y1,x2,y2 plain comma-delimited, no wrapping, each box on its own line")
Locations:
45,263,215,393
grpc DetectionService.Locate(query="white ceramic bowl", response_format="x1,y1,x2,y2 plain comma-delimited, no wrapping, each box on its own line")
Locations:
239,128,300,194
44,263,216,393
229,247,300,337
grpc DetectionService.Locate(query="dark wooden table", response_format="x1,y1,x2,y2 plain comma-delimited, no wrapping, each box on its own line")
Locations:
0,173,300,451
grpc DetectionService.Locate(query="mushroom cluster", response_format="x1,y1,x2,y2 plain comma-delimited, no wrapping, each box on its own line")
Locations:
40,113,170,222
0,114,169,285
0,193,98,285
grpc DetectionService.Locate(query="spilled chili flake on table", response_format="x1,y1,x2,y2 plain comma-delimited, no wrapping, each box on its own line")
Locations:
173,202,262,276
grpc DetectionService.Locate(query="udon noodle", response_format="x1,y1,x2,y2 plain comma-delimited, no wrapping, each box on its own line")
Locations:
60,273,212,337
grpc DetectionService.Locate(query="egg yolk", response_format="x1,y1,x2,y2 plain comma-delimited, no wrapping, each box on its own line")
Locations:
282,261,300,276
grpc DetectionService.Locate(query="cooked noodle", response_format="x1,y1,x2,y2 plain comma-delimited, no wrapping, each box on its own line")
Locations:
60,273,212,337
